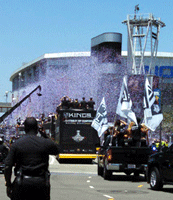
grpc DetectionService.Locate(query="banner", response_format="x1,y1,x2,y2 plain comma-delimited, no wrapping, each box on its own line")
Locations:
91,97,109,137
127,75,145,118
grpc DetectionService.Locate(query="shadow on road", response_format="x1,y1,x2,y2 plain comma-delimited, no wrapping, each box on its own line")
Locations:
58,159,94,164
148,187,173,194
105,174,146,183
161,188,173,194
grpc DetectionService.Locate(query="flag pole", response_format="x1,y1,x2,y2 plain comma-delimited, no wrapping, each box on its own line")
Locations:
159,76,163,151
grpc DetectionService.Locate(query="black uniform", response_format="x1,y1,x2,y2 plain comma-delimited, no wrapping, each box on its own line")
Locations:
87,98,95,110
73,99,80,109
5,131,59,200
116,125,126,146
61,97,70,109
80,98,87,109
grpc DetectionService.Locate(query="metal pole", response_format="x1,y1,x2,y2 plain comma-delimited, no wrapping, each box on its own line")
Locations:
159,76,163,151
0,85,41,123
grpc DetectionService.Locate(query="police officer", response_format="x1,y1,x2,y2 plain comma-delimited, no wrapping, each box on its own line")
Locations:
4,117,59,200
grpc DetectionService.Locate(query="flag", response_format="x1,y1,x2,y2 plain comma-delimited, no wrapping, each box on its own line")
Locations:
116,76,138,125
144,78,155,109
144,77,163,131
91,97,109,137
143,77,155,119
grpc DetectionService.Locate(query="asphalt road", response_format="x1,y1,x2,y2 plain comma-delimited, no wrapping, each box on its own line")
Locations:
0,156,173,200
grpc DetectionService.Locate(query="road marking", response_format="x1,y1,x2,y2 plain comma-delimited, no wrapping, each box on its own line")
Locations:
89,186,94,189
88,176,92,178
49,156,56,165
103,194,114,199
138,185,143,188
87,180,90,183
52,171,96,175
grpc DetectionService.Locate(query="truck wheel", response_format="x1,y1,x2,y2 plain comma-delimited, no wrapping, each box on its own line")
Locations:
97,163,103,176
103,164,112,180
150,167,163,190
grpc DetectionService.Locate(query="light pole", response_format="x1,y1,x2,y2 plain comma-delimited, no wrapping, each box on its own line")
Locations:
159,75,163,151
4,91,12,103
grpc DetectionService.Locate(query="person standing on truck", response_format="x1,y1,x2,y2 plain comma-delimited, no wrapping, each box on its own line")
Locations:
113,120,127,146
60,96,71,109
128,120,149,147
80,97,87,110
140,123,149,146
87,97,95,110
130,117,142,147
4,117,59,200
73,99,80,109
103,127,114,148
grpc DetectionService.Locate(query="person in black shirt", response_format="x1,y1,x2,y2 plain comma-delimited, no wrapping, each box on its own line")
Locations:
73,99,80,109
113,120,127,146
130,117,142,147
87,97,95,110
80,97,87,110
4,117,59,200
60,96,71,109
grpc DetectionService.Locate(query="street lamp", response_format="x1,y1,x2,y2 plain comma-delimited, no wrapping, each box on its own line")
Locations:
4,91,12,103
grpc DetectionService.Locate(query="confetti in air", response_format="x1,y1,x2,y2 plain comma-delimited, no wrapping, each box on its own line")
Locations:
5,51,127,125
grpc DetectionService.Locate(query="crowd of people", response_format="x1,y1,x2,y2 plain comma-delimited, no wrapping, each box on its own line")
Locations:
103,117,150,148
56,96,95,113
0,137,9,165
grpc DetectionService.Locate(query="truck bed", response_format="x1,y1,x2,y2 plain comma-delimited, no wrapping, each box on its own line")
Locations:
98,146,152,179
109,146,151,164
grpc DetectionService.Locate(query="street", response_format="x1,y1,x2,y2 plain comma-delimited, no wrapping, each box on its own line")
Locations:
0,156,173,200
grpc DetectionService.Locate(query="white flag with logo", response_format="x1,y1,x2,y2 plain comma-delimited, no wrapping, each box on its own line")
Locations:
91,97,109,137
143,77,155,118
116,76,138,125
144,77,163,131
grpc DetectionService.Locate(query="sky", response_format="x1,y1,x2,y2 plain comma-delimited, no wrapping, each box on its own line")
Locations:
0,0,173,102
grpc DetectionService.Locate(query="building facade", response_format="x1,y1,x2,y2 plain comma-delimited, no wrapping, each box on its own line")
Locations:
9,33,173,126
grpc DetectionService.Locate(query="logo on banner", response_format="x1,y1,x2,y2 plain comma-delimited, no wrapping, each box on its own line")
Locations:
72,130,85,143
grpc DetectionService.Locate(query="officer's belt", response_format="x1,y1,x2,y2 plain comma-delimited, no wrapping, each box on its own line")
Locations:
23,175,45,179
22,170,47,177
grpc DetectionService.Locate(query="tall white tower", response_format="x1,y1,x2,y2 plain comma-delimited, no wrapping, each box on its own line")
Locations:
122,5,165,75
